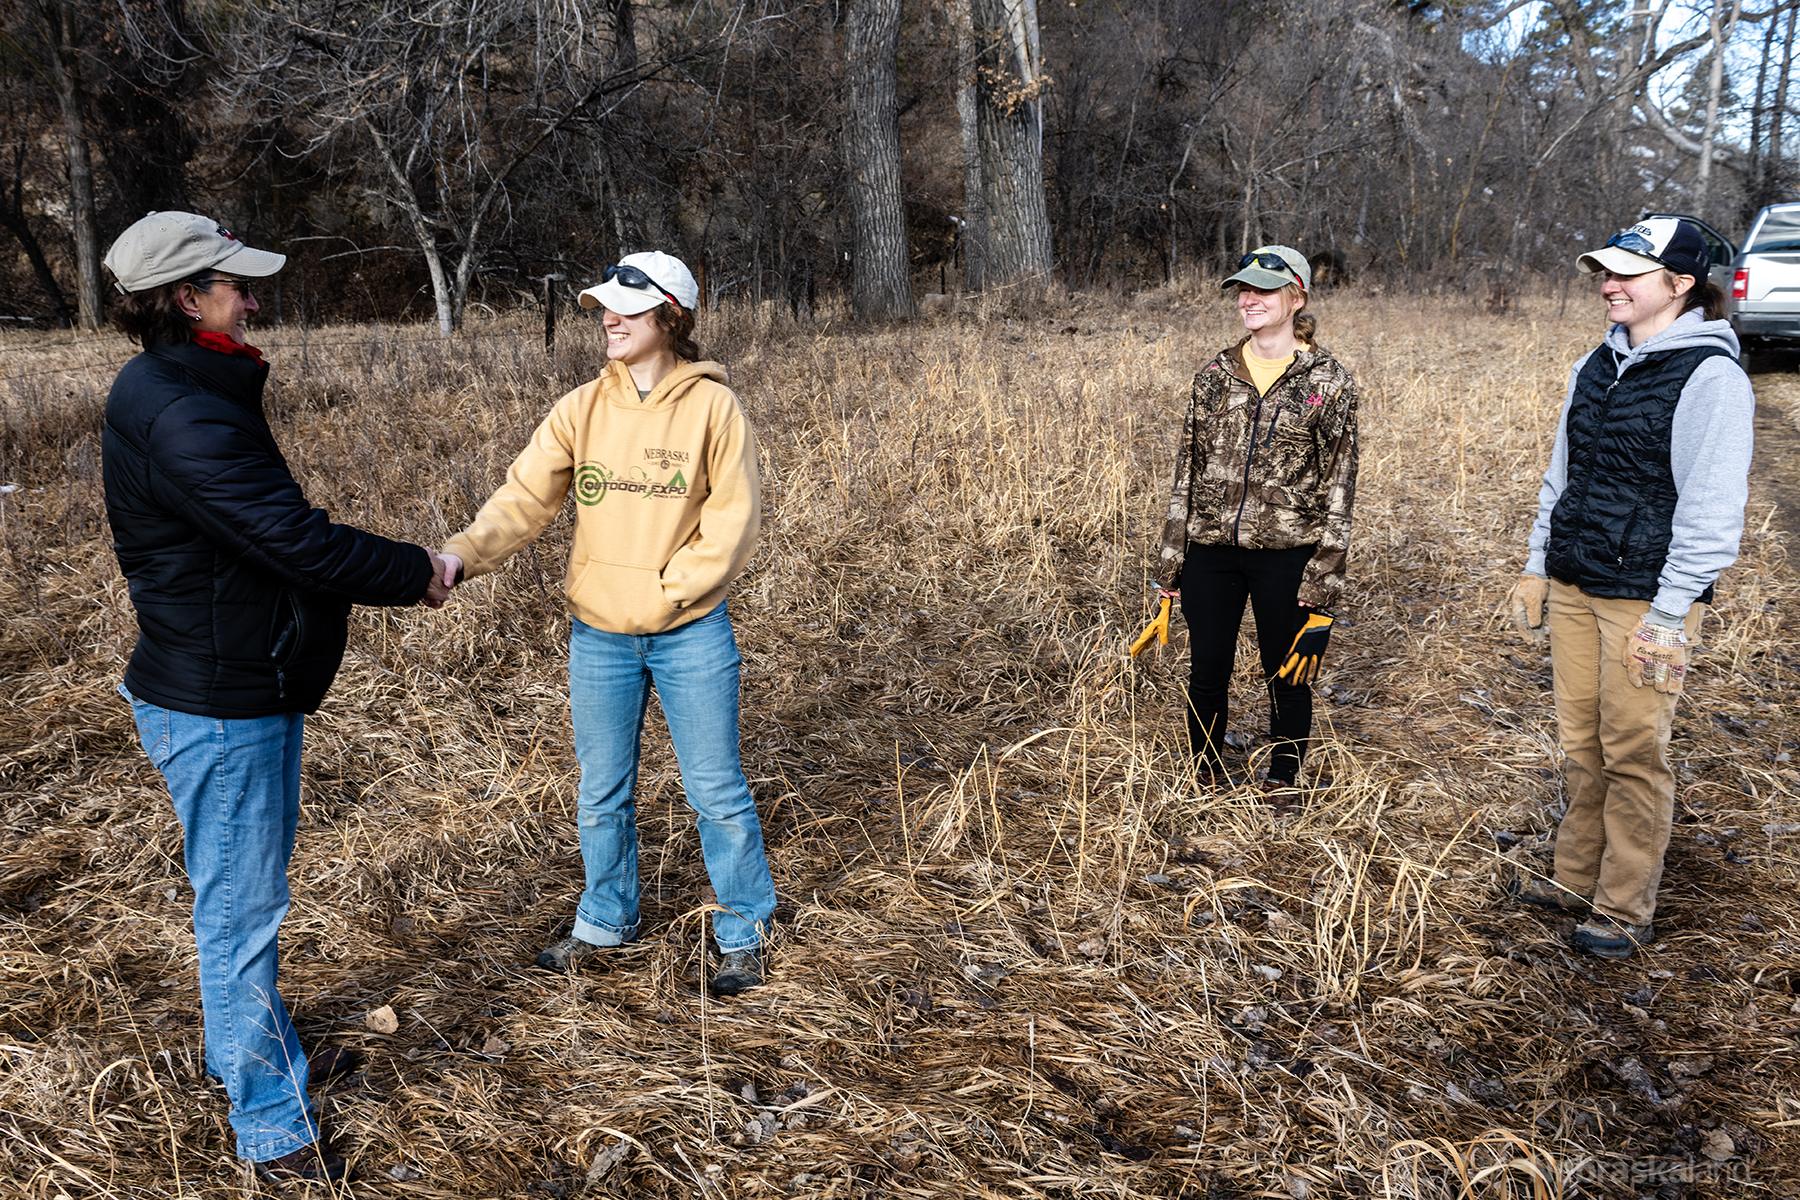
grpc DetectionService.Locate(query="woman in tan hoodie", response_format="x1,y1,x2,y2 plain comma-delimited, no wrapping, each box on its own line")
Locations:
438,252,775,996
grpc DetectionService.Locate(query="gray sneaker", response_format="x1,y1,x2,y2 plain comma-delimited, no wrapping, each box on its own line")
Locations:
709,949,764,996
534,934,604,972
1571,916,1655,959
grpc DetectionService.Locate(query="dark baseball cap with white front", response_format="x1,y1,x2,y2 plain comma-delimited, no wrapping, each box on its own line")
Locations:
1576,218,1708,278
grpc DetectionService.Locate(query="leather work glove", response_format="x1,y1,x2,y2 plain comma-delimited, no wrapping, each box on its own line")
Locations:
1508,573,1549,643
1274,611,1334,685
1624,617,1687,694
1129,596,1172,658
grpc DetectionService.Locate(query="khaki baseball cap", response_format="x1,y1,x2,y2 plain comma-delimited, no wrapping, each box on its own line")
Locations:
104,211,286,294
1221,245,1310,292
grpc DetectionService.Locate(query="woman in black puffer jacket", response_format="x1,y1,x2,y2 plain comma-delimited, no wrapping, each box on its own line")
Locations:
101,212,449,1185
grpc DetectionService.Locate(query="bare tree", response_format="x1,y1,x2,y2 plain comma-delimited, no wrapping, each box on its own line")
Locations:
225,0,652,335
1695,0,1747,217
23,0,102,327
970,0,1052,285
954,0,987,291
844,0,911,318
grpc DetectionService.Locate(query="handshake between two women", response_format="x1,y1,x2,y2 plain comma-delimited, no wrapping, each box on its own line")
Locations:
418,551,465,609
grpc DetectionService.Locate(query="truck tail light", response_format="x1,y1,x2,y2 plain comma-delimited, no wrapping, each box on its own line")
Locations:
1732,268,1749,300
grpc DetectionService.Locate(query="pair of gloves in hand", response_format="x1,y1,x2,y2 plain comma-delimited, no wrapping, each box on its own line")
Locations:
1507,573,1687,694
1130,597,1334,686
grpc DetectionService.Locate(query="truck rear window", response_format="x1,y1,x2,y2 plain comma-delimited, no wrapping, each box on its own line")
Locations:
1747,209,1800,253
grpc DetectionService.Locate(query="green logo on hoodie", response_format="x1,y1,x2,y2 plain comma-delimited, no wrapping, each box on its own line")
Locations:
575,464,612,506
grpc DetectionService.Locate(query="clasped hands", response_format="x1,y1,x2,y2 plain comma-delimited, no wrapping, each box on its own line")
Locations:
418,551,465,609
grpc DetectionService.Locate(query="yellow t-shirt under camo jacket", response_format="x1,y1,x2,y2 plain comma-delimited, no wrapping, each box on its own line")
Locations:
443,359,760,635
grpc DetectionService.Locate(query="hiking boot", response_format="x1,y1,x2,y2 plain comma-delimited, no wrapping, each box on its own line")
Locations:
1508,877,1591,916
307,1046,362,1087
1571,915,1655,960
1259,776,1301,817
252,1141,347,1185
709,949,765,996
534,934,605,972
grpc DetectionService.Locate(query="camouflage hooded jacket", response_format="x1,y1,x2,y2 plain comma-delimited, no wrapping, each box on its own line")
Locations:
1157,338,1359,608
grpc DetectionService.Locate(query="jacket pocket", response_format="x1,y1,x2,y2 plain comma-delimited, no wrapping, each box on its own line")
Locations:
269,589,305,667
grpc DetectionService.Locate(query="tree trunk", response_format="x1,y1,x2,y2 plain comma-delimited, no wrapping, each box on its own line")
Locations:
1695,0,1743,217
1,146,74,327
1749,8,1778,201
42,0,102,329
954,0,986,291
844,0,911,319
970,0,1052,286
1770,0,1798,194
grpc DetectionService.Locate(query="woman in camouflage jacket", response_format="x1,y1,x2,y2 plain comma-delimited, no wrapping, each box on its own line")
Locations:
1156,246,1359,795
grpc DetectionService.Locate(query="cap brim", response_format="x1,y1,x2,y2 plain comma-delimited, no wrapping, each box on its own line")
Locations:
578,279,664,314
1221,267,1299,291
214,244,287,278
1576,246,1662,275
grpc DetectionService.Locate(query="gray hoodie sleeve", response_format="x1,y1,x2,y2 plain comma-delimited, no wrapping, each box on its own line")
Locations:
1650,356,1755,622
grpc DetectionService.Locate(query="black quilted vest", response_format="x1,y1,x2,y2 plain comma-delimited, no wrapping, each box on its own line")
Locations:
1544,344,1731,602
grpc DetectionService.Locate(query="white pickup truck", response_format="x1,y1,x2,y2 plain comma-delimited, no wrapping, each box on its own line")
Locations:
1731,202,1800,353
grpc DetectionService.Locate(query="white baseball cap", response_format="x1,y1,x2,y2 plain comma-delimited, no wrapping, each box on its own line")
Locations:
104,211,286,294
578,251,700,314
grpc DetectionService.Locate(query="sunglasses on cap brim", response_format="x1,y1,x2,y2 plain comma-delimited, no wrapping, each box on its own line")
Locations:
1600,229,1675,268
1237,252,1301,284
603,264,678,306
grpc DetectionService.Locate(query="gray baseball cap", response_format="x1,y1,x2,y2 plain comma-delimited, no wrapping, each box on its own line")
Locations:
1221,245,1310,292
104,211,286,294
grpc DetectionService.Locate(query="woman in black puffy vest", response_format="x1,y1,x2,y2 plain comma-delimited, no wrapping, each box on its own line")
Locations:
1505,218,1754,960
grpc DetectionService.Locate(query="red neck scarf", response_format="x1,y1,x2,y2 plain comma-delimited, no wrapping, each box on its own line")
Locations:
192,330,266,365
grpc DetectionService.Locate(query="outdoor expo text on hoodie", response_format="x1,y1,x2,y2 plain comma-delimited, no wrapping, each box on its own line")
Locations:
442,358,761,635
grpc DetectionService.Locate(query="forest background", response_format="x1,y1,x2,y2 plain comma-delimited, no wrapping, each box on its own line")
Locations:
2,0,1798,332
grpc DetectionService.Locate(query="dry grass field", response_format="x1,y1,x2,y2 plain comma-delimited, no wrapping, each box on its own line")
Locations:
2,285,1799,1199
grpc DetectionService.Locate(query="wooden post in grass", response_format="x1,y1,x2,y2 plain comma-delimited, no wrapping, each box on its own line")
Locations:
542,274,565,353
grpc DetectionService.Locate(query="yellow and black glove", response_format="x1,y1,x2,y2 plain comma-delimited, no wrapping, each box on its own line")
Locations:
1274,611,1334,685
1129,597,1172,658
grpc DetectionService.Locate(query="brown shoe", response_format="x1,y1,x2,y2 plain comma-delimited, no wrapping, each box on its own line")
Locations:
1259,777,1301,816
252,1141,347,1185
307,1047,362,1087
1508,877,1591,916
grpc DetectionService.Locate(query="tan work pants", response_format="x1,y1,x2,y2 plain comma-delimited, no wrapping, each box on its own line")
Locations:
1546,580,1703,928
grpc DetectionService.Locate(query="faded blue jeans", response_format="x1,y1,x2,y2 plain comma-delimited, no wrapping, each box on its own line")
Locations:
568,602,776,953
123,687,320,1162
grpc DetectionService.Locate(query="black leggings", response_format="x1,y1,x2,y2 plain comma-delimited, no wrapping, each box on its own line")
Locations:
1178,542,1316,784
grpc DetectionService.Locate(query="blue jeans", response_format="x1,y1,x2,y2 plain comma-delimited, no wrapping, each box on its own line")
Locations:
568,602,776,953
123,687,319,1162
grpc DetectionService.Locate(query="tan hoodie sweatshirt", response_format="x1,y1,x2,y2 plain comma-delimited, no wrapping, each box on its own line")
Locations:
443,359,760,635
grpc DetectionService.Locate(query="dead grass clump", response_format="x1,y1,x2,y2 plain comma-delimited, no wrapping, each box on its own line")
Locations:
2,292,1797,1197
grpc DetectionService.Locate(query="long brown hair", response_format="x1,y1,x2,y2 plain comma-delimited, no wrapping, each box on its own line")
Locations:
653,302,702,362
1672,272,1727,322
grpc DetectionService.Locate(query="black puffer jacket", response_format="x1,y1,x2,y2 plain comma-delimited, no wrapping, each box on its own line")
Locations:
103,338,431,717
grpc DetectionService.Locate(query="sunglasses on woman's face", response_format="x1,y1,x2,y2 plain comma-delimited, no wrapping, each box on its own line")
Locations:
602,264,677,305
1238,251,1297,277
193,277,255,299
